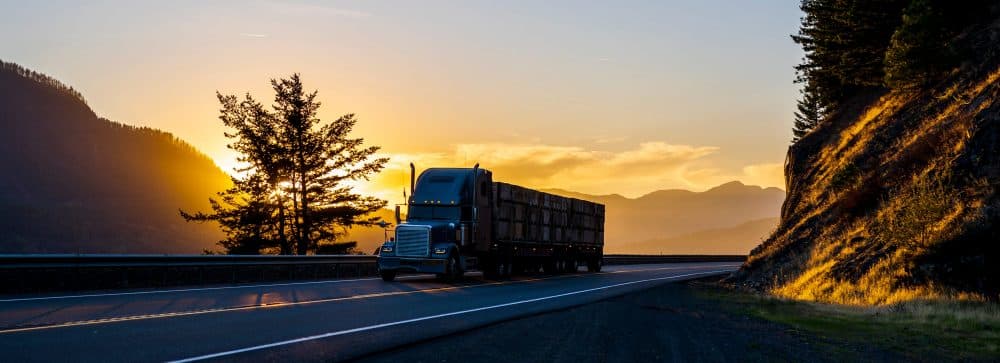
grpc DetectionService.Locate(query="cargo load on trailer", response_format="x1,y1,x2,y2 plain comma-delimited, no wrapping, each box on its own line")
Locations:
377,165,605,281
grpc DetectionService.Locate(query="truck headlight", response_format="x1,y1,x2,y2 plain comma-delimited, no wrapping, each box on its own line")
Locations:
433,248,447,254
381,246,394,253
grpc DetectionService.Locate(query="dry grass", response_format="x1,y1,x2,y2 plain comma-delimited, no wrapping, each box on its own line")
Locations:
702,283,1000,360
752,64,1000,306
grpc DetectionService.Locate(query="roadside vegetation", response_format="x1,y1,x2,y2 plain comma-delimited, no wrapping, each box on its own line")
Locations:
698,281,1000,361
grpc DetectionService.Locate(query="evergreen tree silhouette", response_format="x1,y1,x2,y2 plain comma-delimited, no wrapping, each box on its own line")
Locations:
182,74,388,254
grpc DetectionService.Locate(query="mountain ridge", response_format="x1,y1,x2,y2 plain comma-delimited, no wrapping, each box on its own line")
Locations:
542,182,785,253
0,60,231,253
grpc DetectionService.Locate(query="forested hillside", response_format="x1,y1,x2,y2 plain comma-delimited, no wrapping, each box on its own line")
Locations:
0,61,231,253
734,1,1000,304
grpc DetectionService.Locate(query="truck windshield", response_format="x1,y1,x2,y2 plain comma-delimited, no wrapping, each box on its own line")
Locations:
407,206,460,220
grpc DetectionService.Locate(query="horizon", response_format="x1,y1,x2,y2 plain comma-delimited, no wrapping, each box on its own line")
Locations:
0,0,800,201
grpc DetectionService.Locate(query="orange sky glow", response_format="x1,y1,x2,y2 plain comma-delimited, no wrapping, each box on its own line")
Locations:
2,1,801,204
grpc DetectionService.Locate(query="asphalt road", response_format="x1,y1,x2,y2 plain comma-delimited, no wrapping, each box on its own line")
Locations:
0,262,739,362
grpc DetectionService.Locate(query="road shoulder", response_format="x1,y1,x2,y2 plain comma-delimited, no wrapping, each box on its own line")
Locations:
356,278,907,363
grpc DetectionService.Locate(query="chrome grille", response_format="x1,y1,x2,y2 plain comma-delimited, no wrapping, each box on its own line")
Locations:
395,225,430,257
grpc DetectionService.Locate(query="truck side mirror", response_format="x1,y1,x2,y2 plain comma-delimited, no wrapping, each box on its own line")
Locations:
394,205,402,225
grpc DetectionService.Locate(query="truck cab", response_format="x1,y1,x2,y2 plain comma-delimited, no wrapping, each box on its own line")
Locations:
377,167,491,281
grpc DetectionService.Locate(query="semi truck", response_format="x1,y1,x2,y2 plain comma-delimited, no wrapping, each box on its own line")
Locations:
377,164,605,281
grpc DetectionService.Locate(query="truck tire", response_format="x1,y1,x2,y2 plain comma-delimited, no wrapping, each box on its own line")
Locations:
438,254,463,282
483,254,512,280
481,258,495,279
587,257,602,272
500,258,512,278
381,270,397,281
543,258,559,275
564,258,577,273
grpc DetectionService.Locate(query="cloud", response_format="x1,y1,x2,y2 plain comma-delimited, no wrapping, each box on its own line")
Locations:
239,33,268,38
740,162,785,189
267,1,372,18
678,162,786,192
347,142,784,203
594,136,627,144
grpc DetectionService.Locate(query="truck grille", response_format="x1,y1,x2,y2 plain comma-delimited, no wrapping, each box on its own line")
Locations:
395,225,430,257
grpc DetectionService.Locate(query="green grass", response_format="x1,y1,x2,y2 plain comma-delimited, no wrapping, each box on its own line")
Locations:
693,282,1000,361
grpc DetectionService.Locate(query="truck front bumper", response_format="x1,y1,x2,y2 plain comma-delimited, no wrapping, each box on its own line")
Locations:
377,256,447,274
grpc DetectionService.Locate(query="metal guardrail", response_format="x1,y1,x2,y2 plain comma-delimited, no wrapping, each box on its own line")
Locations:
0,254,744,294
0,254,376,268
603,254,746,264
0,254,378,294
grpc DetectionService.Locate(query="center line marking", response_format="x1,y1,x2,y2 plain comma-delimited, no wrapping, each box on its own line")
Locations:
169,269,734,363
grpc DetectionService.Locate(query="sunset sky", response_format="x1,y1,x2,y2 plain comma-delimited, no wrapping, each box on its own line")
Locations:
1,0,802,203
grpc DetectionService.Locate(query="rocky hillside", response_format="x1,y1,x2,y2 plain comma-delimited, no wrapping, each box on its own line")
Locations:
0,61,231,253
733,18,1000,304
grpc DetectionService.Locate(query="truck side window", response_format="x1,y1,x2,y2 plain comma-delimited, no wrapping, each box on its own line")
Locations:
481,181,490,197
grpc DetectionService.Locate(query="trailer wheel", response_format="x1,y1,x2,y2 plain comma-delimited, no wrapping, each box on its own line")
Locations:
543,258,559,275
380,270,397,281
565,258,577,273
481,258,497,279
587,257,602,272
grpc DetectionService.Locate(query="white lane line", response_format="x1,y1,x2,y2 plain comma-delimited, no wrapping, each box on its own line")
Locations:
0,279,504,334
0,264,739,334
169,269,734,363
0,275,431,303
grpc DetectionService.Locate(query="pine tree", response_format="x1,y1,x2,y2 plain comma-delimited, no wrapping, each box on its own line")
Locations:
792,85,824,142
267,75,389,254
884,0,993,89
792,0,908,111
181,173,280,254
182,74,388,255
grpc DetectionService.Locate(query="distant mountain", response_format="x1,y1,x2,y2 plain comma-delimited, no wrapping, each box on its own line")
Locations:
543,181,785,253
0,61,231,253
625,217,778,255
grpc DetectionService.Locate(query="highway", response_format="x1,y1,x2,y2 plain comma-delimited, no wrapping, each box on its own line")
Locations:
0,262,739,362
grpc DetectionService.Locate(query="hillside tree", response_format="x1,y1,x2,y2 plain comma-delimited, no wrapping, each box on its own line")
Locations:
792,0,908,113
884,0,993,89
792,85,824,142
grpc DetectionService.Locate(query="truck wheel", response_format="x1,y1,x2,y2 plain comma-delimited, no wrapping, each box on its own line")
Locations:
448,254,464,281
438,254,463,282
481,258,498,280
484,258,511,280
500,259,512,278
512,262,525,275
381,270,397,281
543,258,559,275
587,257,602,272
564,258,577,273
